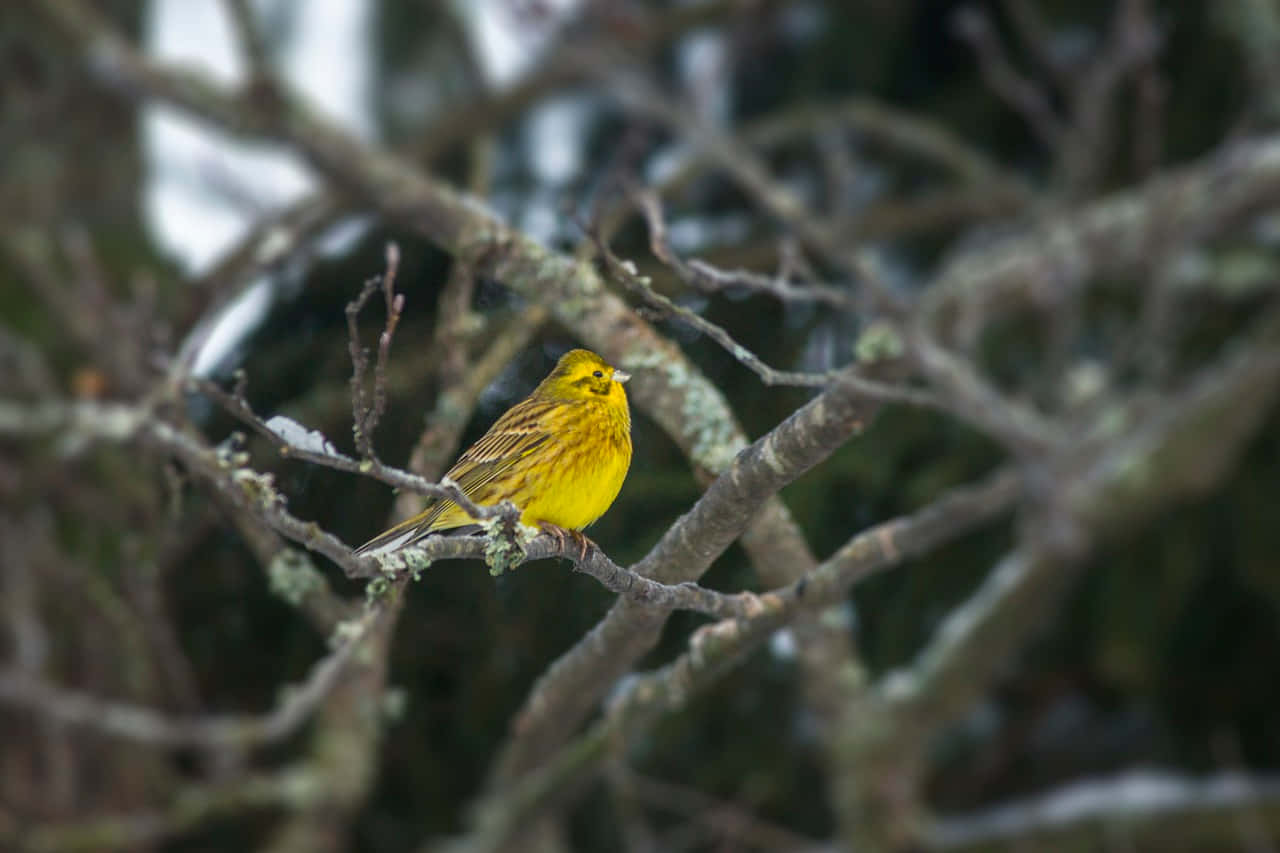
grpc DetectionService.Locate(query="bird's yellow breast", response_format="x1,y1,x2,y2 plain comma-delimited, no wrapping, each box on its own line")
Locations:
517,403,632,530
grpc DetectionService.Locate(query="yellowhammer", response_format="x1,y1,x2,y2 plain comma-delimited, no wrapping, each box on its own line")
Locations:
356,349,632,555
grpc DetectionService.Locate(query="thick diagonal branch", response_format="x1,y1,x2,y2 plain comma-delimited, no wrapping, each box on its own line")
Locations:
441,471,1020,853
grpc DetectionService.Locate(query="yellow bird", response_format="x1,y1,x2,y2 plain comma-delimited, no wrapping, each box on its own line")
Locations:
356,349,632,555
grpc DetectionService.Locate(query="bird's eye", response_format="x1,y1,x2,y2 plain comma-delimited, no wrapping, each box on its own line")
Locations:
593,370,603,378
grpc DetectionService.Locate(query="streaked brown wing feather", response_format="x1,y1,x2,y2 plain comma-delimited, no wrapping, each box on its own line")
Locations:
445,404,555,497
354,397,559,554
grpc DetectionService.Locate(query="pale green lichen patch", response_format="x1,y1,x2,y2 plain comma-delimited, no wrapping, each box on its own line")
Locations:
381,686,408,722
854,321,905,363
329,615,367,650
366,546,433,582
401,548,435,582
482,519,538,576
364,575,391,605
278,767,326,810
546,258,605,324
230,467,283,508
684,402,746,476
268,549,325,608
653,353,746,474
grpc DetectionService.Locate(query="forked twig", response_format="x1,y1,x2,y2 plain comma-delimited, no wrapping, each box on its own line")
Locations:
345,242,404,462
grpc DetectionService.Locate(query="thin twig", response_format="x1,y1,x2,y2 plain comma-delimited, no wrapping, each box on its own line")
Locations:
929,770,1280,851
636,189,855,310
593,194,936,406
0,603,377,750
191,376,490,504
221,0,273,86
598,244,832,388
952,6,1065,151
1000,0,1073,86
906,331,1065,457
10,767,319,853
621,770,823,852
610,75,1059,464
409,304,548,482
374,242,404,435
1057,0,1162,193
345,243,404,462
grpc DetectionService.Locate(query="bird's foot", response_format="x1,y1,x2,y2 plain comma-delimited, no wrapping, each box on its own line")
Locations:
539,522,594,564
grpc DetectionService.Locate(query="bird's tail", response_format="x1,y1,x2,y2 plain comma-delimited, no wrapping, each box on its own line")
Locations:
354,502,485,556
353,514,431,556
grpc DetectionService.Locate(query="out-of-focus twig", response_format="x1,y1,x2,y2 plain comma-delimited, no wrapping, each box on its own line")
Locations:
6,767,321,853
189,376,521,531
221,0,272,87
925,134,1280,332
595,197,931,400
612,77,1063,457
0,602,376,751
619,770,824,852
346,242,404,462
929,770,1280,852
1056,0,1162,193
1222,0,1280,126
952,6,1065,151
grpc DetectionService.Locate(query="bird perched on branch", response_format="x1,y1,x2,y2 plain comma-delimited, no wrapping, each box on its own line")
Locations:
356,349,632,556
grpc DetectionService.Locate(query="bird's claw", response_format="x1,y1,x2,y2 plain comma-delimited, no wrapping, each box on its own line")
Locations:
539,522,594,564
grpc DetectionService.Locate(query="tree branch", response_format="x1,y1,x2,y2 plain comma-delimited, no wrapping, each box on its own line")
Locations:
444,470,1021,852
0,597,383,751
925,135,1280,332
929,770,1280,852
7,767,320,853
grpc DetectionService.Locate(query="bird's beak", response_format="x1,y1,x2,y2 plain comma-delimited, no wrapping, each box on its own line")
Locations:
613,369,631,384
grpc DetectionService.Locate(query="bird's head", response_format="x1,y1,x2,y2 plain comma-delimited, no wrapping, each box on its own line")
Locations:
537,349,631,405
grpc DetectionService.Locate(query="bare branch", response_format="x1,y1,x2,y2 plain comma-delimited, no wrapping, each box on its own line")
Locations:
188,376,521,533
925,135,1280,331
409,304,548,482
0,601,379,751
618,770,823,852
411,1,752,165
345,242,404,462
1057,0,1162,193
607,78,1063,458
597,189,935,405
221,0,272,87
825,307,1280,846
1000,0,1073,86
452,471,1021,852
952,6,1065,151
906,331,1065,457
7,767,319,853
1222,0,1280,126
930,770,1280,851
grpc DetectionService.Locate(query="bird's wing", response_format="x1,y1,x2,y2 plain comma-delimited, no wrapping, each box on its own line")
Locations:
445,397,556,498
353,397,557,555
